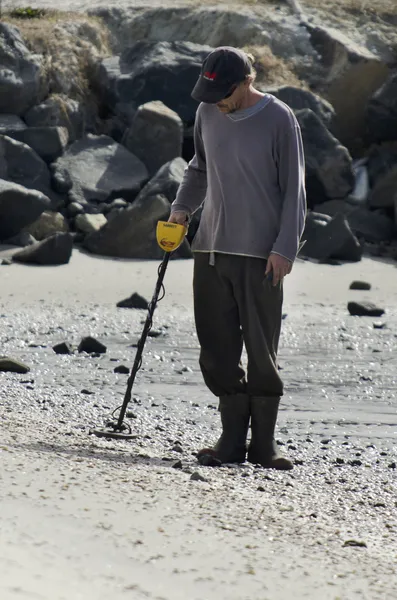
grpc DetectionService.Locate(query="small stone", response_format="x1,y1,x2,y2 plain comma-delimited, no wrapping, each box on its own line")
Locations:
349,459,362,466
190,471,208,482
78,336,107,354
257,486,266,492
373,322,386,329
114,364,129,374
348,301,385,317
343,540,367,548
388,462,396,469
197,454,222,467
172,460,183,469
0,357,30,373
148,330,163,338
81,389,94,395
117,293,149,309
172,444,183,453
335,458,345,465
349,281,371,290
1,258,12,265
53,342,73,355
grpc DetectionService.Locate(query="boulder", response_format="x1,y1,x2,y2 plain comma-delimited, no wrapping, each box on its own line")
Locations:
53,134,148,205
368,166,397,210
313,199,396,243
0,180,51,241
135,157,187,205
366,74,397,145
264,86,335,127
23,211,69,241
0,357,30,374
301,212,362,262
122,101,183,177
306,24,389,154
12,232,74,266
295,109,354,207
0,114,26,134
98,41,213,124
75,213,107,235
0,135,52,198
84,193,190,259
6,127,69,164
0,23,44,115
24,95,85,142
367,143,397,188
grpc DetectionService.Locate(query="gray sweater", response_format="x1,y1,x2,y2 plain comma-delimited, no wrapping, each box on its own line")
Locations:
171,95,307,262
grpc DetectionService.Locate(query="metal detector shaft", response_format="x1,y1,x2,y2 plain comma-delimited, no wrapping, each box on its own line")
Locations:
115,251,170,430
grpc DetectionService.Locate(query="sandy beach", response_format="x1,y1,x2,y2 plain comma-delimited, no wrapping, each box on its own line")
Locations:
1,246,397,600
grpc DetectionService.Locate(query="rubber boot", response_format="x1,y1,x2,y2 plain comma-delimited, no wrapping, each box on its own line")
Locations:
197,393,250,464
247,396,293,470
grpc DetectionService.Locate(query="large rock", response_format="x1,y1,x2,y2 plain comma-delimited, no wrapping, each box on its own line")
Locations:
91,6,318,74
368,166,397,210
0,23,44,115
306,24,389,153
366,74,397,145
6,127,69,164
98,41,213,124
0,180,51,240
84,193,190,259
75,213,107,235
12,232,74,265
135,157,187,205
0,114,26,134
313,199,396,243
24,95,85,142
264,86,335,127
122,101,183,177
23,211,69,241
0,135,52,198
295,109,354,207
53,134,148,205
367,143,397,188
301,212,362,262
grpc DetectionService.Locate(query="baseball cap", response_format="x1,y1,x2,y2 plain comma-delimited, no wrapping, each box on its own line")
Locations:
191,47,251,104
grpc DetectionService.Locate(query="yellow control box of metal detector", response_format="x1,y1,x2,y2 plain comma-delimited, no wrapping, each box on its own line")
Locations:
156,221,186,252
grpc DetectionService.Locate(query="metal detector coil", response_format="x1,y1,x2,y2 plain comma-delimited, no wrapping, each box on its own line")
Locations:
90,219,187,441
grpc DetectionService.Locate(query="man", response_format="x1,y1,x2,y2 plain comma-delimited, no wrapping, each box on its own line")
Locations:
169,46,306,470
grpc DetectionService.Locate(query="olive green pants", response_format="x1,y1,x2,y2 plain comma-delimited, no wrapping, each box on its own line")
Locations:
193,252,284,398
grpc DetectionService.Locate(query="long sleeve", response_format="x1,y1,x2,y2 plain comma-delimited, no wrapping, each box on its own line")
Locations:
271,121,307,262
171,106,207,216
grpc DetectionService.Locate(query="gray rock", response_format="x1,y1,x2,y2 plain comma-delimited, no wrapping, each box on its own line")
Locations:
116,293,149,309
53,134,148,205
366,73,397,145
1,258,12,266
190,471,208,482
24,95,85,142
301,212,362,262
264,86,335,127
114,364,130,374
67,202,84,217
107,199,128,211
348,302,385,317
23,211,69,241
306,24,389,154
75,213,107,235
0,135,52,198
295,109,354,206
6,127,69,164
50,163,73,195
313,200,396,243
0,179,51,241
0,357,30,374
122,101,183,176
4,232,37,247
84,192,191,259
135,157,187,205
368,166,397,210
98,41,212,123
0,114,27,133
78,336,107,354
0,23,44,115
12,232,74,266
367,143,397,188
53,342,73,355
349,281,371,291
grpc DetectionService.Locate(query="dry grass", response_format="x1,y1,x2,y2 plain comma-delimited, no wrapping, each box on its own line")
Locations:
244,44,303,88
4,11,110,102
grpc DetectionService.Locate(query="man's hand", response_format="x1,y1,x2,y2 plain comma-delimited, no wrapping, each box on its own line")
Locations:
265,253,292,286
168,211,189,225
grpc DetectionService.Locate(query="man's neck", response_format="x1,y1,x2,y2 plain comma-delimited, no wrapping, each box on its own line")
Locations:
239,87,265,110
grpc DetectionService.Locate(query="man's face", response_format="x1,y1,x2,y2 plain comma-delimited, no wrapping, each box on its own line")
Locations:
216,81,246,114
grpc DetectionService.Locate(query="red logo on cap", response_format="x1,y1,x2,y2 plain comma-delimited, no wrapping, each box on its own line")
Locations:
204,71,217,80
